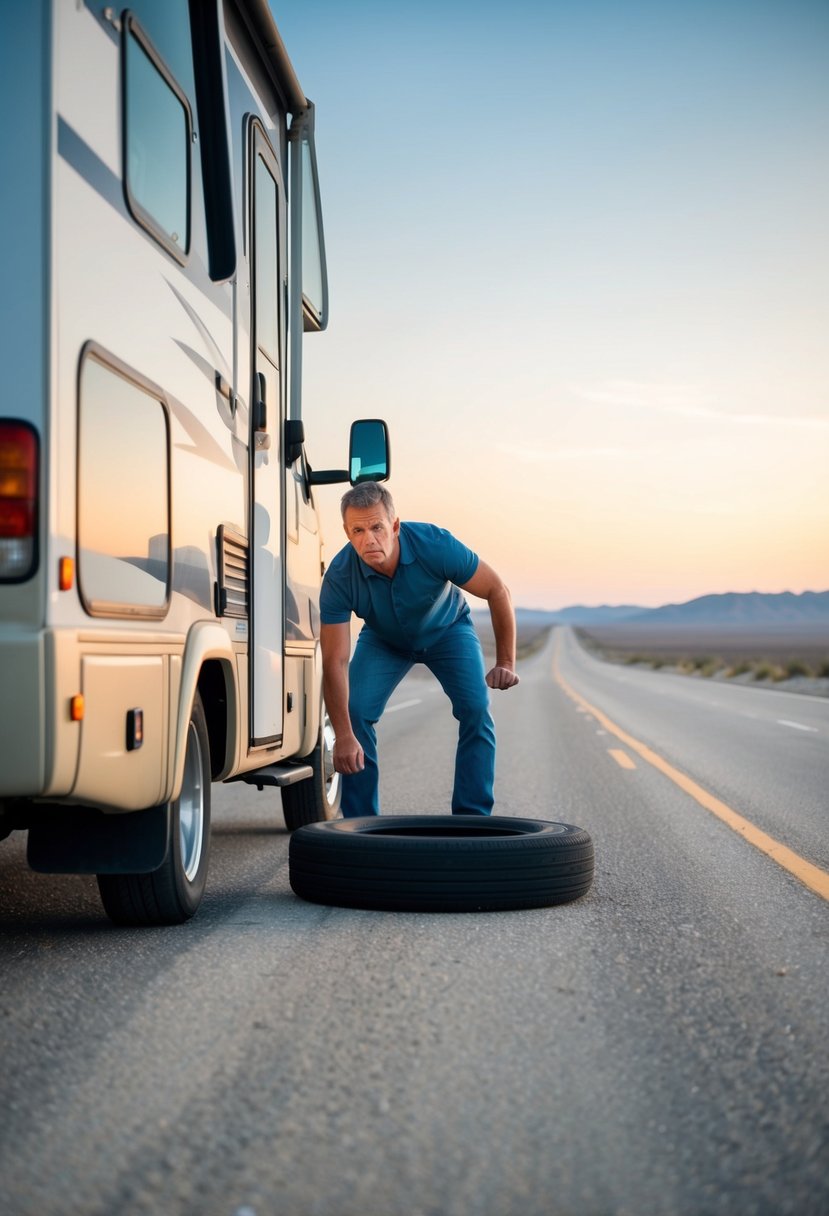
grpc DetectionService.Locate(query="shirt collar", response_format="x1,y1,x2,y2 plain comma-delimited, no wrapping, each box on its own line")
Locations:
397,523,415,565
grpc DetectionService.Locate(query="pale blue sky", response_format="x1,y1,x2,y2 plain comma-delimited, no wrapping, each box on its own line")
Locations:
274,0,829,608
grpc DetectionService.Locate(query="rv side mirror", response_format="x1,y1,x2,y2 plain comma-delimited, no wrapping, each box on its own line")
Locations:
349,419,390,485
305,418,390,486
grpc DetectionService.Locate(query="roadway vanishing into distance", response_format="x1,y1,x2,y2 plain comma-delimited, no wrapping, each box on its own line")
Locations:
1,627,827,1216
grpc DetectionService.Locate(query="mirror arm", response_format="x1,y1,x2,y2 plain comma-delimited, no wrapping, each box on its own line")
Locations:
307,468,350,485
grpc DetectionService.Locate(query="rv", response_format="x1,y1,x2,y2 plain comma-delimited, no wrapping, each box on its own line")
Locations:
0,1,389,924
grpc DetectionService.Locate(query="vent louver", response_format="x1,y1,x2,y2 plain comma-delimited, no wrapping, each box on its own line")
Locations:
216,525,248,618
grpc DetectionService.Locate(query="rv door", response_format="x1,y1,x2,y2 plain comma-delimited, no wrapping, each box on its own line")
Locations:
249,126,285,746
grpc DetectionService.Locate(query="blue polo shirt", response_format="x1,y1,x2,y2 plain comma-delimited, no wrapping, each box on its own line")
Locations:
320,522,479,651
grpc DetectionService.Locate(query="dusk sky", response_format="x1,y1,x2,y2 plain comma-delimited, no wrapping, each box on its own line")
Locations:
274,0,829,610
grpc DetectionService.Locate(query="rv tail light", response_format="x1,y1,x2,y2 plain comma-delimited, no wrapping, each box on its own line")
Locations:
0,421,38,580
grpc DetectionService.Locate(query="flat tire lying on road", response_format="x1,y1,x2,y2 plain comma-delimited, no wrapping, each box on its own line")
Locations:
288,815,594,912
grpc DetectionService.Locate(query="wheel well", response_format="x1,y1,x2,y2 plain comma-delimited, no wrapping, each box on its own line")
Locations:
198,660,231,779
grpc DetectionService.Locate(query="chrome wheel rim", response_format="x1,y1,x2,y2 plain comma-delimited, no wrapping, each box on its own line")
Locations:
178,720,205,883
322,713,340,810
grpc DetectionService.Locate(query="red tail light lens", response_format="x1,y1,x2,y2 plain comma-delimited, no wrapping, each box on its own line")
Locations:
0,421,38,580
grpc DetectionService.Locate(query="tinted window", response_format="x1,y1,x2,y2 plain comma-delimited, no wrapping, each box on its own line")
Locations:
255,154,279,365
301,138,325,325
126,0,196,102
78,356,170,616
124,16,191,259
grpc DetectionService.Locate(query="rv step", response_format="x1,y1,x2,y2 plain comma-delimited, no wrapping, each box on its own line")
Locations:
234,764,314,791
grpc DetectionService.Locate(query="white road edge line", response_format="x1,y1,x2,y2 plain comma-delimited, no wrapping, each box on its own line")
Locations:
385,699,422,714
777,719,818,733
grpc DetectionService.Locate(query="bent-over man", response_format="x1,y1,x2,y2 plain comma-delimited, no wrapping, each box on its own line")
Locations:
319,481,519,818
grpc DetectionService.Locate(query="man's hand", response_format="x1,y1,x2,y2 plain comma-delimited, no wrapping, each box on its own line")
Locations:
486,665,520,690
460,563,520,693
321,623,364,774
333,731,365,774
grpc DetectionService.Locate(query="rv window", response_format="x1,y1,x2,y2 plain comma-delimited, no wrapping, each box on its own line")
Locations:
300,138,327,330
78,357,170,618
187,0,236,281
126,2,196,102
255,155,280,366
124,15,191,262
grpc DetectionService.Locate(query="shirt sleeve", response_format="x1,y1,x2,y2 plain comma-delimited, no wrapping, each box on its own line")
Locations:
319,555,354,625
423,525,479,586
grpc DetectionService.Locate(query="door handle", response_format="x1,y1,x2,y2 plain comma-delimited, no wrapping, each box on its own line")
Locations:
254,371,271,450
255,372,267,429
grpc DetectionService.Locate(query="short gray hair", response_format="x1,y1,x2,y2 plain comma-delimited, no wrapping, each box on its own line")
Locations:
340,481,396,520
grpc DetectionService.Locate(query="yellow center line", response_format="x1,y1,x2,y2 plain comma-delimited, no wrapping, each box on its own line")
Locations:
552,632,829,903
609,748,636,770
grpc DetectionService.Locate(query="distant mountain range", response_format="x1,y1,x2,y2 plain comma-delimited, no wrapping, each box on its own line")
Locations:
488,590,829,629
624,590,829,626
508,605,644,627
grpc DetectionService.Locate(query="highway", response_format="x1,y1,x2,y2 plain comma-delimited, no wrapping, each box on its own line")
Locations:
0,627,827,1216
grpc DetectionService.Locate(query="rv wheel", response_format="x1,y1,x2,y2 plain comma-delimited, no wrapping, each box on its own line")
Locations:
281,711,341,830
97,694,212,925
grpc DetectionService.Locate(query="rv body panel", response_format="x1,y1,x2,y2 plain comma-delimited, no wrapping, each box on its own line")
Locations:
0,1,50,631
0,633,47,795
1,2,331,834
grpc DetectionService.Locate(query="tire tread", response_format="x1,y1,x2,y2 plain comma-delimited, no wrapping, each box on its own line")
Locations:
289,815,594,912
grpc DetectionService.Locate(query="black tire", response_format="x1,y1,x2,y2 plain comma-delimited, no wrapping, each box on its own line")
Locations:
281,712,341,830
289,815,594,912
97,694,211,926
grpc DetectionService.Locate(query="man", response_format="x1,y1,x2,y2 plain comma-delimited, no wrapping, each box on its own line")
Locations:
319,481,519,818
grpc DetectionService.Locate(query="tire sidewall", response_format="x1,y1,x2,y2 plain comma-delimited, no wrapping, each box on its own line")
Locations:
169,694,211,916
319,711,341,820
281,712,341,828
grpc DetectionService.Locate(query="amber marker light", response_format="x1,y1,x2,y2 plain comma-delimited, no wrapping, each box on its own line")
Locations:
70,695,85,722
59,556,74,591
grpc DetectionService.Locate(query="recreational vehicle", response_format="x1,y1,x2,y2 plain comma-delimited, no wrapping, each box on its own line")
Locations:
0,1,389,923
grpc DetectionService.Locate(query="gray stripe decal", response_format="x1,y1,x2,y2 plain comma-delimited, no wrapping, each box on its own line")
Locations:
58,115,123,215
57,116,232,318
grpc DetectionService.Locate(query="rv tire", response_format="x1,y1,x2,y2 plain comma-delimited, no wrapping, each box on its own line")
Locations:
97,694,211,925
289,815,594,911
281,711,341,830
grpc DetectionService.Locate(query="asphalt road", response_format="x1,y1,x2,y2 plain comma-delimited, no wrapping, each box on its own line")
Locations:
1,627,827,1216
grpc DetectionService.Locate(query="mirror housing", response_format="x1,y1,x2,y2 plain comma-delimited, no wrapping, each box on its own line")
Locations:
306,418,391,486
349,419,390,485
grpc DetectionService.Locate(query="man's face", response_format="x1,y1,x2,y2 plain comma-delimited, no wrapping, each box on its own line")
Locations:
343,504,400,574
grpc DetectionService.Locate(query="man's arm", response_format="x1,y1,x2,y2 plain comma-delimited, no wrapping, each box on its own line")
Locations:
320,622,365,772
459,560,520,690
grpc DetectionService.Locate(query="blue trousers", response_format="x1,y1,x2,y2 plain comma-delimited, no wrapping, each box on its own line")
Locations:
342,619,496,817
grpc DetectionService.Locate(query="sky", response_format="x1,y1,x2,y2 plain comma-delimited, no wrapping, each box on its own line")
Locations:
273,0,829,610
